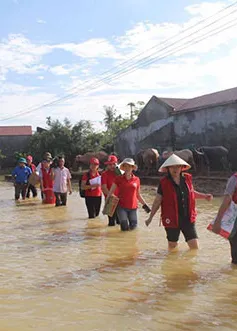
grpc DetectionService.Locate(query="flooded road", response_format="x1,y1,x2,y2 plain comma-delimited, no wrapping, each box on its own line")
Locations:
1,181,237,331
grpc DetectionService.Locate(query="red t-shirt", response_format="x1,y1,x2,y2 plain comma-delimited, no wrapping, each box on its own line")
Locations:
114,174,140,209
82,171,102,197
101,170,119,197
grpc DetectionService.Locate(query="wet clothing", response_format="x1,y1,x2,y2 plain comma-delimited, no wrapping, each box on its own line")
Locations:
114,174,140,209
117,207,137,231
225,173,237,202
82,171,102,218
54,192,67,207
26,163,37,198
165,223,198,242
39,167,55,204
85,196,102,218
158,173,196,228
82,171,102,197
101,169,120,226
12,166,32,200
224,173,237,264
108,212,120,226
26,184,37,198
12,166,32,184
14,183,28,200
157,173,197,242
114,174,140,231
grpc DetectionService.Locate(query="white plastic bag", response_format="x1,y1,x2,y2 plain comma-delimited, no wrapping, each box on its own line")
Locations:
207,201,237,239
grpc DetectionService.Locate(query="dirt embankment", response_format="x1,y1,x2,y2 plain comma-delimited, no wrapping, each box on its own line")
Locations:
139,176,228,197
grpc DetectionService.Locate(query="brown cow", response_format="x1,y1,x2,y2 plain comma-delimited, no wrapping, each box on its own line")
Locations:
136,148,159,175
74,151,108,170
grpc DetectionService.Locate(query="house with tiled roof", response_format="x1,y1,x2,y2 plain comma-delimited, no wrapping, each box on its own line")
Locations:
0,126,32,167
115,86,237,167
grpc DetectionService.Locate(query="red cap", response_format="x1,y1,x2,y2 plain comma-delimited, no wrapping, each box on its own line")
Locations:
90,157,100,165
26,155,33,162
105,155,118,165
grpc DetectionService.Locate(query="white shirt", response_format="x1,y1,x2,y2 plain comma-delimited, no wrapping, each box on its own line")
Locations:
36,162,42,175
53,167,71,193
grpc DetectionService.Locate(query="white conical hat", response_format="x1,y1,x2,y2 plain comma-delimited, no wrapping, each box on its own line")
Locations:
159,154,191,173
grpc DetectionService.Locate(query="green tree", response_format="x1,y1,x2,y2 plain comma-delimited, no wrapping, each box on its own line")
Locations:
103,105,117,130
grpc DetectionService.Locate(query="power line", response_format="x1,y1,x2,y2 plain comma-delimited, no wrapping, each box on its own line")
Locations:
1,1,237,121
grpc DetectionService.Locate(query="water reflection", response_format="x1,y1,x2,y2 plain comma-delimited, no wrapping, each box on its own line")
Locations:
1,181,237,331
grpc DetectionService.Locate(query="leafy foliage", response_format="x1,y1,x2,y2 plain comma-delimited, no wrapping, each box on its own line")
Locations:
28,102,144,162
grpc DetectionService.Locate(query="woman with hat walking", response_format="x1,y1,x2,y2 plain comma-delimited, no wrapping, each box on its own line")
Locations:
101,155,121,226
81,158,102,219
106,158,151,231
12,158,32,201
145,154,213,250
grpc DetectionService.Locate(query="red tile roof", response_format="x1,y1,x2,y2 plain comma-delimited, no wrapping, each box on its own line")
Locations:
0,126,32,136
159,87,237,112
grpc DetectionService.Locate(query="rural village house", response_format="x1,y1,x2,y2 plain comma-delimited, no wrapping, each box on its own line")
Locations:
0,126,32,167
115,86,237,168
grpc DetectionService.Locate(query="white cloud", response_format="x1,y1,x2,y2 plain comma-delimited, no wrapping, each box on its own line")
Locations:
1,0,237,129
37,19,46,24
0,34,51,78
56,38,122,59
185,1,227,17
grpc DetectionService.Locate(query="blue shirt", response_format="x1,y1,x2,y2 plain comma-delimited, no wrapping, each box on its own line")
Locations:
12,166,32,184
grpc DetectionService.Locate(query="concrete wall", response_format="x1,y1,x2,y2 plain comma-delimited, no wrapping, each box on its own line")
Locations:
115,98,237,168
115,96,173,158
174,102,237,167
0,135,31,167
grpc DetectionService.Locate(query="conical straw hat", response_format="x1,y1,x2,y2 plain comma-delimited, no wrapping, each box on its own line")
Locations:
159,154,191,173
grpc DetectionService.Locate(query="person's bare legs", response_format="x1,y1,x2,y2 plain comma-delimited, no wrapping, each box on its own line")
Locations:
168,241,178,250
187,238,199,250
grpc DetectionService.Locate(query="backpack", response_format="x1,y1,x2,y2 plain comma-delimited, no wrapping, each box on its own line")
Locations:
79,171,90,198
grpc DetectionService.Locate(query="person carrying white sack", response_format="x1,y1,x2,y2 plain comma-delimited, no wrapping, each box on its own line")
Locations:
212,173,237,264
146,154,213,250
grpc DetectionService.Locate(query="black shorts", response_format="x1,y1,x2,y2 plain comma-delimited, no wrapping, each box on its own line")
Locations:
165,223,198,242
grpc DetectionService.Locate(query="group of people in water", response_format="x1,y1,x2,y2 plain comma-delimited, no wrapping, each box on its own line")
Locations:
11,151,237,264
12,152,72,206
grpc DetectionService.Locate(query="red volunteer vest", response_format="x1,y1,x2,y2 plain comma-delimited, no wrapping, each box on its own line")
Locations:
41,167,53,189
160,173,197,228
232,173,237,203
30,164,36,172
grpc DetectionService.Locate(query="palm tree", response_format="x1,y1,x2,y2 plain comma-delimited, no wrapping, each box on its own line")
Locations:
127,102,135,120
103,105,116,130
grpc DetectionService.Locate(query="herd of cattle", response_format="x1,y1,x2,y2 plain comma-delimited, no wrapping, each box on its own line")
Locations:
74,146,231,175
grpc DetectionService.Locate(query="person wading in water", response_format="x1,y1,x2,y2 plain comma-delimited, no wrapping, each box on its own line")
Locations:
106,158,151,231
101,155,121,226
81,158,102,218
212,172,237,264
145,154,213,250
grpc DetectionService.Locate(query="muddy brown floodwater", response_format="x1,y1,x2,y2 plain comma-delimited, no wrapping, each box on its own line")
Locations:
1,180,237,331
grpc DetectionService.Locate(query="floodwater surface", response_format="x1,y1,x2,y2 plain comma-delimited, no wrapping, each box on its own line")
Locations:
0,181,236,331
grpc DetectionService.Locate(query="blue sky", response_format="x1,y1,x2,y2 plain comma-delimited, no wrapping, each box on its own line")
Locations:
0,0,237,129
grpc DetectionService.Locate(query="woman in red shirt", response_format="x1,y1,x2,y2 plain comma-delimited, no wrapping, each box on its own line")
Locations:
81,158,102,219
106,158,150,231
145,154,212,250
101,155,120,226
